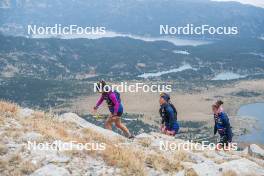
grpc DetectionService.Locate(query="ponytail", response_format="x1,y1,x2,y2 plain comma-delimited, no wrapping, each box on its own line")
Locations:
216,100,224,106
212,100,224,109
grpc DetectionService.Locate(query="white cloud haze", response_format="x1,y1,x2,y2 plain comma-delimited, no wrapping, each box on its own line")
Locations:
212,0,264,8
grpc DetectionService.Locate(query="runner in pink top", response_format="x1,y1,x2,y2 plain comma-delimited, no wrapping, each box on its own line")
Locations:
93,80,133,139
95,90,122,116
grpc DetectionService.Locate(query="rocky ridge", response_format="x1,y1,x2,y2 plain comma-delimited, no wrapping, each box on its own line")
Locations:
0,101,264,176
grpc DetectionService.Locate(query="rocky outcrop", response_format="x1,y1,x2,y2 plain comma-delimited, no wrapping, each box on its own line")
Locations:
30,164,70,176
1,105,264,176
18,108,34,118
59,112,122,138
248,144,264,159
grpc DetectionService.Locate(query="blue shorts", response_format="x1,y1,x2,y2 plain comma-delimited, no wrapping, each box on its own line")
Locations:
165,122,179,133
109,104,123,117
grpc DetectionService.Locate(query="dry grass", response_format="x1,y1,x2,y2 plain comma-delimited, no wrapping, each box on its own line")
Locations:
20,160,39,174
202,152,226,164
0,143,8,155
222,170,237,176
0,101,18,114
0,153,39,176
21,114,73,141
145,152,184,173
215,159,226,164
8,153,22,165
19,109,146,175
203,152,215,159
20,113,183,175
5,129,23,140
102,145,146,175
32,111,45,119
0,101,187,175
185,168,198,176
80,128,119,144
80,128,146,175
0,115,4,125
81,129,186,175
0,158,8,173
138,138,152,147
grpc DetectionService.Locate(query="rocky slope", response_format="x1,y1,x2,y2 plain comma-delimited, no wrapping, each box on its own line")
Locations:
0,101,264,176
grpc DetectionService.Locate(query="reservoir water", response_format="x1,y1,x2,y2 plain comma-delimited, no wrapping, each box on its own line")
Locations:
237,103,264,144
138,64,195,78
31,31,211,46
212,72,247,80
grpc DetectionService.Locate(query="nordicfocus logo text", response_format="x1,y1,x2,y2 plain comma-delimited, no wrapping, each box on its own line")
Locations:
27,141,106,151
94,82,172,93
160,140,238,151
27,24,106,35
160,24,238,35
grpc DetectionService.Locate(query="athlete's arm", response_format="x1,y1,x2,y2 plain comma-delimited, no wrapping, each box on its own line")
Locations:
94,95,104,110
222,113,232,142
167,107,175,130
109,92,119,115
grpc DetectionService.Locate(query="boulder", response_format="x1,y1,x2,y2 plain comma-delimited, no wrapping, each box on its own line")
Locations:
248,144,264,159
191,161,220,176
136,133,153,139
18,108,34,118
59,113,122,138
22,132,43,142
220,158,264,176
241,146,249,155
27,141,70,164
30,164,70,176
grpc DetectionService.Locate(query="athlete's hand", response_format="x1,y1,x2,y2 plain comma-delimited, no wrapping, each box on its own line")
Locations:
93,106,98,114
160,125,165,132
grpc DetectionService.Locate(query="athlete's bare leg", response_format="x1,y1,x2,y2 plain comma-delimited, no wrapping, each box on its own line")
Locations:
113,116,131,137
105,115,114,130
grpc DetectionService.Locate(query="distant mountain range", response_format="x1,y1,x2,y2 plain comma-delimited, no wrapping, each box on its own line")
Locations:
0,0,264,38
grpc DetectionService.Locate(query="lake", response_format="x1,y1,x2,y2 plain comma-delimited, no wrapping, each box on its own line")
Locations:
31,31,211,46
212,72,247,80
237,103,264,144
138,64,195,78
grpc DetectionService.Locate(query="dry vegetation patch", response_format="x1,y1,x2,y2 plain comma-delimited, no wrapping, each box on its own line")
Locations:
0,101,18,114
0,101,188,175
222,170,237,176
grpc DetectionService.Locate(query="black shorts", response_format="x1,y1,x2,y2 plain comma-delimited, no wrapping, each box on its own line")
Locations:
112,111,123,117
219,135,229,146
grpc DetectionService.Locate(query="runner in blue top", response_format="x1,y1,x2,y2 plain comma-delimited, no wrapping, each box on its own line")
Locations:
159,93,179,136
212,100,233,149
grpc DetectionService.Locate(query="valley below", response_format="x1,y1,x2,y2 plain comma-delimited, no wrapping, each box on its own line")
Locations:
59,79,264,145
1,0,264,175
0,16,263,149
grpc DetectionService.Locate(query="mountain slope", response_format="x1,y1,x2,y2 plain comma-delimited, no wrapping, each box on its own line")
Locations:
1,0,264,38
0,101,264,176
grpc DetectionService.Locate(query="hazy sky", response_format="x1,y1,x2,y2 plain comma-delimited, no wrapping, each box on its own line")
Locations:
212,0,264,8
